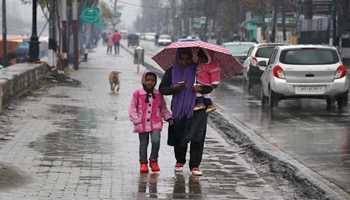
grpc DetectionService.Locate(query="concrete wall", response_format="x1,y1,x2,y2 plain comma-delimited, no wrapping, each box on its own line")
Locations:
0,63,49,111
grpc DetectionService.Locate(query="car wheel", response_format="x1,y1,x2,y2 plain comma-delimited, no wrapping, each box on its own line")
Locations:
261,90,268,105
268,88,279,108
337,92,348,108
326,98,334,109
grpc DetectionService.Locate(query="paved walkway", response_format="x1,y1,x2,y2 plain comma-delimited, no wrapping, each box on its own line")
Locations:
0,45,284,199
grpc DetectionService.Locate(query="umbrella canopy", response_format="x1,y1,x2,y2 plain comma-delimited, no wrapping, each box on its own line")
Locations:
152,41,243,80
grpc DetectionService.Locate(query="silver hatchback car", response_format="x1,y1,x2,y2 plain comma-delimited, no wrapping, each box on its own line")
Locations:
260,45,349,108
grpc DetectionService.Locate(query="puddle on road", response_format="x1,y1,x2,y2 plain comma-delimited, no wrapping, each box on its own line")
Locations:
48,94,70,98
0,163,30,191
28,104,112,171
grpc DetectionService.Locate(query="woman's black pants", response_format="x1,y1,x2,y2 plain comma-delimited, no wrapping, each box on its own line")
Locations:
174,142,204,170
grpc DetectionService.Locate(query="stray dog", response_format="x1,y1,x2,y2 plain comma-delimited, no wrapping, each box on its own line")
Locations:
109,71,121,93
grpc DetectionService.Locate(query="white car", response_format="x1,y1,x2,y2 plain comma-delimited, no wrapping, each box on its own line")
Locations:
260,45,349,108
144,33,156,41
157,35,172,46
243,43,285,85
222,41,256,65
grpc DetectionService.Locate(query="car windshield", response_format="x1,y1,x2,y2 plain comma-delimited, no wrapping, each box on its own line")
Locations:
224,43,254,55
280,48,339,65
160,35,171,39
255,47,275,58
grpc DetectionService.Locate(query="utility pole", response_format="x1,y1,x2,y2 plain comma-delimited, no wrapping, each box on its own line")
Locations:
271,0,278,42
2,0,8,67
170,0,177,40
113,0,118,30
72,0,79,70
48,0,57,69
332,0,337,46
282,0,287,42
61,0,68,69
29,0,40,62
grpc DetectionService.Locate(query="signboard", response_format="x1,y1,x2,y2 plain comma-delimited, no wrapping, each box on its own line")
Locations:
80,7,101,25
192,17,207,29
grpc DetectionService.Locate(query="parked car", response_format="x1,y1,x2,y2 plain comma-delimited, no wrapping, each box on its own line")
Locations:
243,43,285,88
157,34,172,46
144,33,156,41
127,33,140,47
177,35,200,42
222,42,256,64
260,45,349,109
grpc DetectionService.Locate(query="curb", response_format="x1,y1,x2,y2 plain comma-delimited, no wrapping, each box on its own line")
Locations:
121,42,350,200
208,111,350,200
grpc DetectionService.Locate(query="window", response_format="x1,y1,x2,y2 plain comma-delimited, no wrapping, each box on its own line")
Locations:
256,47,276,58
280,48,339,65
268,49,278,65
247,47,255,57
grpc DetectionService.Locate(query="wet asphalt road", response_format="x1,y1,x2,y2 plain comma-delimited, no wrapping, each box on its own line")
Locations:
0,45,289,199
137,40,350,195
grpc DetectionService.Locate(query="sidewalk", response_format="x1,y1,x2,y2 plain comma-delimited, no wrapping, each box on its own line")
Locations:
0,45,285,199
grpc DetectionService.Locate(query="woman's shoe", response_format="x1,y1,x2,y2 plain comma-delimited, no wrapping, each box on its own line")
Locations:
175,163,184,172
191,168,203,176
140,163,149,173
149,160,160,173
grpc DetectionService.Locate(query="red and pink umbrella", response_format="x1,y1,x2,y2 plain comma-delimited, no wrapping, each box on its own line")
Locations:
152,41,242,80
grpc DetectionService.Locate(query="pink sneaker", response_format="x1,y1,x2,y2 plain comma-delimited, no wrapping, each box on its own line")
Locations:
175,163,184,172
191,168,203,176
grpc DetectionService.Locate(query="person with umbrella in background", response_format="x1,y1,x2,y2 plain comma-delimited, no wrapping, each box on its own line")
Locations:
154,41,242,176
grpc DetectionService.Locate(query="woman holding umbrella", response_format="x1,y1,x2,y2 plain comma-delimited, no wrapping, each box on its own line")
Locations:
159,48,213,176
155,41,242,176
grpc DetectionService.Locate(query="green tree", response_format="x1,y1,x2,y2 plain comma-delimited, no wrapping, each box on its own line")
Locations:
100,1,122,29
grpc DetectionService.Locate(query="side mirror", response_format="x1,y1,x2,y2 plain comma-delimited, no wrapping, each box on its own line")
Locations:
258,61,267,67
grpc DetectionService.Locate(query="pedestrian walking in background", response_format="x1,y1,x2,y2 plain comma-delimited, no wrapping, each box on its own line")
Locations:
159,48,213,176
102,32,108,46
113,30,121,55
155,33,159,46
129,72,173,174
106,33,113,54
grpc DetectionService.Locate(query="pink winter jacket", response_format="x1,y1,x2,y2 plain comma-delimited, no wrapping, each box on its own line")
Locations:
129,88,172,133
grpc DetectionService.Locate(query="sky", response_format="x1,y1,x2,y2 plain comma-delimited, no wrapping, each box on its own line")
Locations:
1,0,140,34
103,0,141,31
0,0,46,35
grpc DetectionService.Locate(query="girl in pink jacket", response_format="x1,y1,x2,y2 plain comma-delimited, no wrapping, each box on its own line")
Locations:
129,72,173,173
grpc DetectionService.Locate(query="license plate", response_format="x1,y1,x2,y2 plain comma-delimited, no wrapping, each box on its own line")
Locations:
295,86,325,95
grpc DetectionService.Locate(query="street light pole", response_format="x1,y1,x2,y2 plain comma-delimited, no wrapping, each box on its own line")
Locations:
48,0,57,69
29,0,40,62
2,0,8,67
61,0,68,69
72,0,79,70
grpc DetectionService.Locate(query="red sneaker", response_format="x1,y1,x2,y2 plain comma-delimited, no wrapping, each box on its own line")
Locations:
140,163,149,173
175,163,184,172
149,160,160,173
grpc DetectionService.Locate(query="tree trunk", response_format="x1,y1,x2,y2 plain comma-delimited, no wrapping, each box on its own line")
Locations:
2,0,8,67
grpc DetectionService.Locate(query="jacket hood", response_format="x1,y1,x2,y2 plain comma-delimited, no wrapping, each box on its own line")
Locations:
142,71,158,84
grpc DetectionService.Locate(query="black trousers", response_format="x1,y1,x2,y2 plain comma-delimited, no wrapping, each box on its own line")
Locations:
174,141,204,170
